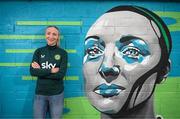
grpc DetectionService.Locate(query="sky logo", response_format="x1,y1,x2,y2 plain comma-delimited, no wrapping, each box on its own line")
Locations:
41,61,56,69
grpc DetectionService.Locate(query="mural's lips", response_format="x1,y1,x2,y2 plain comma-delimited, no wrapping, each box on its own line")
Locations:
93,83,125,98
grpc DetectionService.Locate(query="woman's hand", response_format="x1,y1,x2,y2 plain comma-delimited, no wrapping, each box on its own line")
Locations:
51,68,59,73
32,62,40,69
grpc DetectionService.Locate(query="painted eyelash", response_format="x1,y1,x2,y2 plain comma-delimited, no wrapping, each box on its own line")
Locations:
87,46,104,55
121,46,140,54
121,46,141,59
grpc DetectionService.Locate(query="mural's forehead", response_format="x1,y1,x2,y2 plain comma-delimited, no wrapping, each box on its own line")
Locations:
86,11,160,44
93,11,150,27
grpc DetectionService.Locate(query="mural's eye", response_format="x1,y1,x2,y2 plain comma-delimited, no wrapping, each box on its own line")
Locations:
121,47,141,59
87,46,103,58
84,38,105,63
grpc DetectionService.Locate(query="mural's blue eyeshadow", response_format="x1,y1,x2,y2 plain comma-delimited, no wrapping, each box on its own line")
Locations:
132,40,150,55
116,38,150,64
84,37,105,63
85,38,97,50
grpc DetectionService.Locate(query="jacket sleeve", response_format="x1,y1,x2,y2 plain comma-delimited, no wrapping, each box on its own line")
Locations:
30,49,51,77
45,51,68,80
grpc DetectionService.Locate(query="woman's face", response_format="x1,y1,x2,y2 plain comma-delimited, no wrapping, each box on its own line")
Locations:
45,27,59,46
83,11,161,114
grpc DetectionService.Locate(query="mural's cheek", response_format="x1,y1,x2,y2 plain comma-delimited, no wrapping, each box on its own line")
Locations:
83,61,103,93
121,63,153,86
129,73,157,108
83,65,97,86
83,58,103,76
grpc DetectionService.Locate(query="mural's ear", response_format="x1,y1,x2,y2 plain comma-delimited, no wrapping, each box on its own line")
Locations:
156,60,171,84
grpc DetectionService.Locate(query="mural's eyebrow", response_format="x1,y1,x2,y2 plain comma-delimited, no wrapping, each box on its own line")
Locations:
85,35,100,41
120,36,142,43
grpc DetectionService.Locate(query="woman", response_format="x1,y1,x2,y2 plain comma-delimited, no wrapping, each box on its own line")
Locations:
30,26,68,119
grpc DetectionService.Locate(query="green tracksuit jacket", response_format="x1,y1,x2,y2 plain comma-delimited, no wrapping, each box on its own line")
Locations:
30,45,68,96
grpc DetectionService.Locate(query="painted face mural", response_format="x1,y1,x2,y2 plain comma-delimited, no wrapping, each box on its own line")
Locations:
83,6,172,114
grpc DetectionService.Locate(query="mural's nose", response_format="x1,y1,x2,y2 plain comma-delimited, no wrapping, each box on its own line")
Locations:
99,65,120,83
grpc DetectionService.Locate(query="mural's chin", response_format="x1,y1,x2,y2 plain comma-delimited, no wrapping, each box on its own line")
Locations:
87,91,128,114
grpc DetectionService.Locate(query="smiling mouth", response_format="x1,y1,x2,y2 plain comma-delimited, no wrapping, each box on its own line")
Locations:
48,39,55,42
93,83,125,98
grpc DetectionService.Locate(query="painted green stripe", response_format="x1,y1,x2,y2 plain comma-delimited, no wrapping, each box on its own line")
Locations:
22,76,37,80
0,62,70,67
6,49,35,53
155,11,180,18
155,11,180,32
5,49,76,53
0,35,63,40
0,63,30,67
64,97,100,119
154,77,180,119
68,62,71,67
65,76,79,80
0,35,44,39
17,21,83,26
65,49,77,53
22,76,79,80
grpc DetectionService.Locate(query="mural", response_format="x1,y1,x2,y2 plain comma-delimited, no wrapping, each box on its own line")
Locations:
83,6,172,119
0,1,180,119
